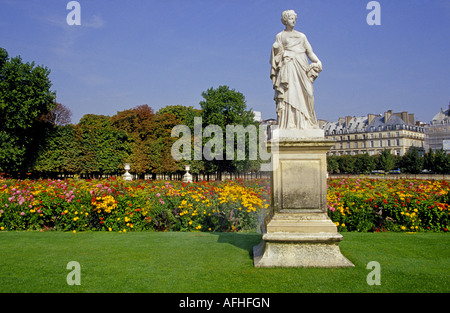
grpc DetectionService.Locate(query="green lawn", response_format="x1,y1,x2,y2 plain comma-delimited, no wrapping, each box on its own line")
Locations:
0,231,448,293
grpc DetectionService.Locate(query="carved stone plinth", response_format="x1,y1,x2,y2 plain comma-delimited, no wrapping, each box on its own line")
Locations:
253,136,354,268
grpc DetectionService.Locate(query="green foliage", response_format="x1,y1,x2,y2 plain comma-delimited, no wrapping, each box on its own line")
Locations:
76,114,131,176
33,125,79,175
0,47,56,173
400,147,423,174
424,149,450,174
199,85,260,176
377,149,397,172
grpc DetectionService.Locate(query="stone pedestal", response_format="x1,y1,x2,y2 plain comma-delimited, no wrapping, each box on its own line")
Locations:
253,135,354,267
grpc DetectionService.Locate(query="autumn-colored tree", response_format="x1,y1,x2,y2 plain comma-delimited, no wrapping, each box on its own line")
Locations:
148,112,181,176
111,105,156,177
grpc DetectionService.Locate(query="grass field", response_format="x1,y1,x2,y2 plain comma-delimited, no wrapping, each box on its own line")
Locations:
0,231,448,293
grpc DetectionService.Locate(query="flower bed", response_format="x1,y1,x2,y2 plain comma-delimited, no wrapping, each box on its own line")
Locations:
0,177,270,232
327,178,450,232
1,177,449,232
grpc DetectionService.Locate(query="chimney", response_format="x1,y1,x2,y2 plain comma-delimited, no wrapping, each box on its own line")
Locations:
401,111,408,124
318,119,327,128
384,110,392,123
368,113,376,125
408,113,415,125
338,117,345,126
345,116,352,127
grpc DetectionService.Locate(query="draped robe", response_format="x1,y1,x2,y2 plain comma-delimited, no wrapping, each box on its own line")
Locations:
270,30,319,129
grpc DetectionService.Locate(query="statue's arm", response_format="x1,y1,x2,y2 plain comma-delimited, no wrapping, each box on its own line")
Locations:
304,36,322,71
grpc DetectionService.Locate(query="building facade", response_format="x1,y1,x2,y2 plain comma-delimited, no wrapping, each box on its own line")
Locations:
320,110,425,156
424,105,450,152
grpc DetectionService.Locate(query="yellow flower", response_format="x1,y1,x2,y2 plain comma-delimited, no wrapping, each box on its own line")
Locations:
188,221,193,225
72,230,76,233
108,227,112,232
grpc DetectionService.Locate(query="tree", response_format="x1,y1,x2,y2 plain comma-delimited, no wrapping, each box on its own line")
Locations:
40,102,72,126
401,147,423,174
354,153,376,174
76,114,131,177
376,149,396,173
32,125,80,177
337,155,355,173
157,105,201,132
423,149,435,172
199,85,258,177
327,156,339,173
0,47,56,174
430,149,449,174
111,105,156,176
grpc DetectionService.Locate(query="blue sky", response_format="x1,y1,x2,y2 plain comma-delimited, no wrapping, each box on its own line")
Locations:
1,0,449,124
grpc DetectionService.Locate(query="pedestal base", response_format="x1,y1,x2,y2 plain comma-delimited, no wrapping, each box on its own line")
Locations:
253,231,354,268
254,213,354,268
253,137,353,268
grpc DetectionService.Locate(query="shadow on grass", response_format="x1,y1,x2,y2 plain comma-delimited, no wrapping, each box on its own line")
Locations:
216,232,262,259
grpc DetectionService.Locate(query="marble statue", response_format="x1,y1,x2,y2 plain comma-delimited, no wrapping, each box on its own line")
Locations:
270,10,322,130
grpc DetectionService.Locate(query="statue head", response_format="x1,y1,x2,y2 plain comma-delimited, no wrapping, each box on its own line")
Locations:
281,10,297,26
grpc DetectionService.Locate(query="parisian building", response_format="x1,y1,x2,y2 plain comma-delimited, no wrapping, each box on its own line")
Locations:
320,110,425,156
424,104,450,152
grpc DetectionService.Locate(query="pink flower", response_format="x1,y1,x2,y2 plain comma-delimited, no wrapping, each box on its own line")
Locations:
156,193,161,197
20,212,25,216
